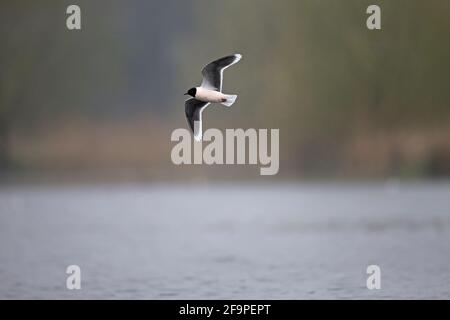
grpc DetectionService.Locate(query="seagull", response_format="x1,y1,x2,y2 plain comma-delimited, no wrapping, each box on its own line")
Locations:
184,54,242,141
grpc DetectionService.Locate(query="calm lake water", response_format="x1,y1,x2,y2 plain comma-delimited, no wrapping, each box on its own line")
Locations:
0,182,449,299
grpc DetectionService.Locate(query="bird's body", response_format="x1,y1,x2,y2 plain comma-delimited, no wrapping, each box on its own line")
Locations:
184,54,242,141
194,87,228,104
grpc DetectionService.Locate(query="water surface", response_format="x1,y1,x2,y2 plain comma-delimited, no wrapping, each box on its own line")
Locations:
1,182,449,299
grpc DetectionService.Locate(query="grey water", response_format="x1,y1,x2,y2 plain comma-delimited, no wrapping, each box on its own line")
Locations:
0,182,449,299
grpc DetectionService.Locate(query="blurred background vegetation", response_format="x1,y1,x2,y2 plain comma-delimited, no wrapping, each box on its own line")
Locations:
1,0,449,182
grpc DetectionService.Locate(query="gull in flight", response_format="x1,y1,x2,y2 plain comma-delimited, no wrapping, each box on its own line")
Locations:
184,54,242,141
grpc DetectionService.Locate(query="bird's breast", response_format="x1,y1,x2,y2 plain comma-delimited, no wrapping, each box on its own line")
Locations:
195,87,225,103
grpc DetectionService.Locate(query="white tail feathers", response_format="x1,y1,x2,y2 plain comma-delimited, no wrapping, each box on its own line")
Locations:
221,95,237,107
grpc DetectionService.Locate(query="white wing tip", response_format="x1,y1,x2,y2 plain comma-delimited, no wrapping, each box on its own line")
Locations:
235,54,242,61
193,120,202,141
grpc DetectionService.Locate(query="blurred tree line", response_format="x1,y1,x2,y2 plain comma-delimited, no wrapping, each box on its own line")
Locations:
0,0,189,173
178,0,450,177
1,0,449,179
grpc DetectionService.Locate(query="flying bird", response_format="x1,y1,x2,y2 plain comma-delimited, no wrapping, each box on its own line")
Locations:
184,54,242,141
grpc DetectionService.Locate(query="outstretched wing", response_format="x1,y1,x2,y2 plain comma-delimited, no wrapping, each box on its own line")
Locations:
185,98,210,141
201,54,242,92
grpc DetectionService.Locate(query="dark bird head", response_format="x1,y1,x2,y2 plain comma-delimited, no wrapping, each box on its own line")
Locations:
184,87,196,97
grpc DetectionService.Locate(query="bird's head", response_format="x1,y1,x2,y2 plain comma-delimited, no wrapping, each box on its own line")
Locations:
184,87,196,97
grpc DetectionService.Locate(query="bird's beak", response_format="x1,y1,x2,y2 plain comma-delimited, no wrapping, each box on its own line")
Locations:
183,92,189,96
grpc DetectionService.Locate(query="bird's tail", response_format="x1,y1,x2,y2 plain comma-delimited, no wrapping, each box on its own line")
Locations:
221,95,237,107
